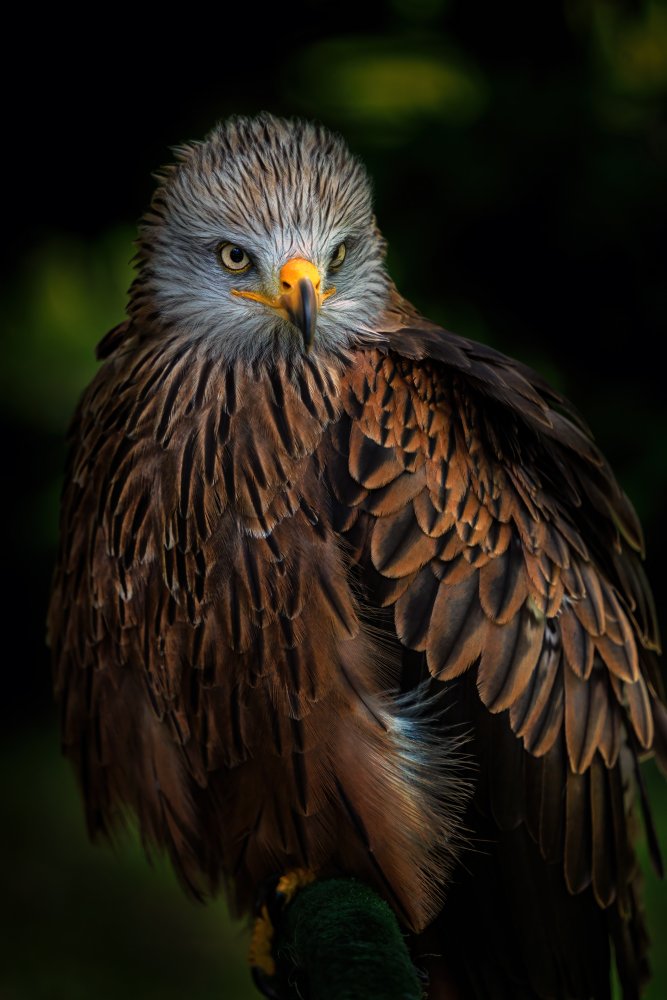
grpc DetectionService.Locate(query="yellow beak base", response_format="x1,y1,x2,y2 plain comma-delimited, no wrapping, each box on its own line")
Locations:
231,257,335,351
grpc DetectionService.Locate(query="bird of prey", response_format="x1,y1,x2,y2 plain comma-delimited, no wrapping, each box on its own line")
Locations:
48,114,666,999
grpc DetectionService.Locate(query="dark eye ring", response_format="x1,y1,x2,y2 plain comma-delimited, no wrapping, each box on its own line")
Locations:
329,242,346,269
219,242,252,272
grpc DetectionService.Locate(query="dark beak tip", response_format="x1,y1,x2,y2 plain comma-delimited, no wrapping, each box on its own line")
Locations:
292,277,318,351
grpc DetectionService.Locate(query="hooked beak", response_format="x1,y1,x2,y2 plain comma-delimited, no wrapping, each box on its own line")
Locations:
278,259,321,351
231,257,335,353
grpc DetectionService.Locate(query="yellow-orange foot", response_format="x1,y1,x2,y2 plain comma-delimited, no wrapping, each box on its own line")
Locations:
249,869,316,997
275,868,316,905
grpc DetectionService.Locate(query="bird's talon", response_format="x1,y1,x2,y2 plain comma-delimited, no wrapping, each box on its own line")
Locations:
248,869,317,996
248,903,276,978
275,867,316,905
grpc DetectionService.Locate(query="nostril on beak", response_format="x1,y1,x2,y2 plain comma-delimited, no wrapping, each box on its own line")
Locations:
278,259,322,313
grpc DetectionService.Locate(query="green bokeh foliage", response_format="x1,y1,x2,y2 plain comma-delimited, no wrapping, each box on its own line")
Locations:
2,3,666,997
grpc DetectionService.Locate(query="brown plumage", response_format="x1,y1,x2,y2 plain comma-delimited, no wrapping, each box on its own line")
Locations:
48,114,665,998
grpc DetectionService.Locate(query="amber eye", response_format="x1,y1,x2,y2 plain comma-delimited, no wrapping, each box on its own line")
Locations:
219,242,252,272
329,242,346,269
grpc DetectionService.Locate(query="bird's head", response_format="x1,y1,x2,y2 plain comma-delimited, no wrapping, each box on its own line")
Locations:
133,113,390,362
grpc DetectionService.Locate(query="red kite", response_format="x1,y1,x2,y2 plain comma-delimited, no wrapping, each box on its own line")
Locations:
48,114,665,998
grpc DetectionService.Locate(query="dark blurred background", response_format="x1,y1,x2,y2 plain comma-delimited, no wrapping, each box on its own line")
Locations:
1,2,665,997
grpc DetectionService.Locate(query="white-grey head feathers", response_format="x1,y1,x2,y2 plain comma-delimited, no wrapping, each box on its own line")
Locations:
132,113,390,363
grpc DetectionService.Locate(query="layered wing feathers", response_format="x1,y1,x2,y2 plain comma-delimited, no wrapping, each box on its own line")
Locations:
336,341,660,770
332,311,663,928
